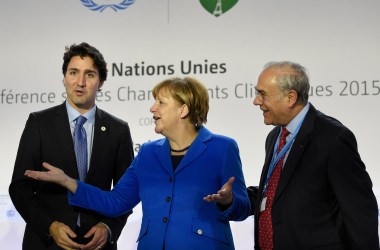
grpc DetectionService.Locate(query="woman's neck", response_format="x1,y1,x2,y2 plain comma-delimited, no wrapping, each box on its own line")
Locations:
169,128,198,154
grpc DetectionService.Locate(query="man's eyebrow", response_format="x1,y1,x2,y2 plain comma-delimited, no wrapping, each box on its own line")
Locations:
67,68,97,74
254,87,265,93
84,69,98,74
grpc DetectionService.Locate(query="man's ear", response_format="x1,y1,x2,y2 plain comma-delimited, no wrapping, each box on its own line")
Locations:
98,81,105,90
180,104,190,119
287,90,298,107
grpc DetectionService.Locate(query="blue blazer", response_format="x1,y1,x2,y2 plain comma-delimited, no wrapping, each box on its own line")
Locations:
69,127,251,250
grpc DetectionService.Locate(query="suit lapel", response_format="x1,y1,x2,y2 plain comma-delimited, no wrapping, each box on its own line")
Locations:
257,127,280,204
175,127,210,174
273,105,317,203
54,103,79,179
155,139,173,175
154,127,210,175
263,130,279,174
87,108,108,179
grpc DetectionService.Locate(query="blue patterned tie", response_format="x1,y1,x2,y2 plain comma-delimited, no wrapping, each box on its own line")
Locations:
74,116,87,227
74,116,88,182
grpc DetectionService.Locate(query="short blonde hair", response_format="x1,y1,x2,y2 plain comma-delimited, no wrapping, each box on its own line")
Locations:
152,77,209,129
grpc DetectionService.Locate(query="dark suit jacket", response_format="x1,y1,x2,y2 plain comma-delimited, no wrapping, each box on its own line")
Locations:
9,102,134,250
248,104,379,249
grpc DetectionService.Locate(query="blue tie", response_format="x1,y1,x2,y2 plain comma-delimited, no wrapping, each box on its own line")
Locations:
74,116,88,181
73,116,87,227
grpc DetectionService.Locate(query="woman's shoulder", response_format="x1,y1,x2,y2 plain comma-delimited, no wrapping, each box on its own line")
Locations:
140,138,166,149
200,127,238,145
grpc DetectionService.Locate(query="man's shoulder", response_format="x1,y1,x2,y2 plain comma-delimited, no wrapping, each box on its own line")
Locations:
31,103,65,117
314,109,346,131
96,108,128,126
305,108,356,143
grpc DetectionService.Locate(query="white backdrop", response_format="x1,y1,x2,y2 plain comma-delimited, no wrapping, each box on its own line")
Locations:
1,0,379,249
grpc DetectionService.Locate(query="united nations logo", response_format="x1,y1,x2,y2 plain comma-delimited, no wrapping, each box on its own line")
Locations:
80,0,135,12
200,0,238,17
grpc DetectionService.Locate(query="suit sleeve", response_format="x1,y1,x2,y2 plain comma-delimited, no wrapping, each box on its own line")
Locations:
328,127,379,249
247,128,278,216
98,121,135,243
9,113,55,245
246,186,259,215
218,139,251,221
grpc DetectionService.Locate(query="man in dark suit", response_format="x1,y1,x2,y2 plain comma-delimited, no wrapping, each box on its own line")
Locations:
9,43,134,250
248,61,379,249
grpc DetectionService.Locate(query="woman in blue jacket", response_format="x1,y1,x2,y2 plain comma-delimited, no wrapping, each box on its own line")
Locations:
25,77,251,250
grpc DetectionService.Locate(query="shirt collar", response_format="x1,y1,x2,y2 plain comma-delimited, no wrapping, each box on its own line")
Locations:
285,102,310,135
65,101,96,124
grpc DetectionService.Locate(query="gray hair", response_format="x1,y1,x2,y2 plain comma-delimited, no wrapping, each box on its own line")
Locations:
264,61,310,104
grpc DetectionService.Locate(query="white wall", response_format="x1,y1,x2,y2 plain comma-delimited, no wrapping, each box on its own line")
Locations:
1,1,379,249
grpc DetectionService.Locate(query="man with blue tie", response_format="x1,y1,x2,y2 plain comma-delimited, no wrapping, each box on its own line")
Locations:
248,61,379,249
9,42,134,250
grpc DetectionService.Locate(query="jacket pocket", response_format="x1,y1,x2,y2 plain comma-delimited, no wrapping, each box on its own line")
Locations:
191,217,229,244
136,218,150,242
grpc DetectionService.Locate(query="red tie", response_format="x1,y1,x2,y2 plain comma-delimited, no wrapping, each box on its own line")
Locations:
259,128,289,250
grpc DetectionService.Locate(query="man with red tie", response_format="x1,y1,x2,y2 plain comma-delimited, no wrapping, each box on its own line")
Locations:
248,61,379,249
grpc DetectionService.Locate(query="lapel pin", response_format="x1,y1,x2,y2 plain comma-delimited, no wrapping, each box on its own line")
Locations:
101,126,106,132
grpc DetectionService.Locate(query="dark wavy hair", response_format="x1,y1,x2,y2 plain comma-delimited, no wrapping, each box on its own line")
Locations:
62,42,108,83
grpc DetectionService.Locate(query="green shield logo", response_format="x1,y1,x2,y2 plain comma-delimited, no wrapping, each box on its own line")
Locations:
199,0,239,17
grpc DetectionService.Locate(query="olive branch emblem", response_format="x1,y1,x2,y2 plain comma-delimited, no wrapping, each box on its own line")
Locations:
80,0,135,12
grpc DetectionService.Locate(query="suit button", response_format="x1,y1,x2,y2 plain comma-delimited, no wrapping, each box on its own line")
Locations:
163,217,168,223
197,229,203,235
169,177,173,182
166,196,171,202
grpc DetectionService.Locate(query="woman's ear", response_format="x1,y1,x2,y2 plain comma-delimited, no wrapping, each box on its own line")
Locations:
180,104,190,119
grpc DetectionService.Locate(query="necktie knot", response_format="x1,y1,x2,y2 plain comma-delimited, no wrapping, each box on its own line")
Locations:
280,127,289,139
76,116,87,127
278,127,289,152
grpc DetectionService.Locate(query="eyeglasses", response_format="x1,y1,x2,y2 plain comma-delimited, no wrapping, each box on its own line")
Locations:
254,89,284,102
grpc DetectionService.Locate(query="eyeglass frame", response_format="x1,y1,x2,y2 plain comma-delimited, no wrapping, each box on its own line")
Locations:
254,88,286,102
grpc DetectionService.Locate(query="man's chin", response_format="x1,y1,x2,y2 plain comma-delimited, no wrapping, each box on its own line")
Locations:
263,120,273,126
72,99,93,109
